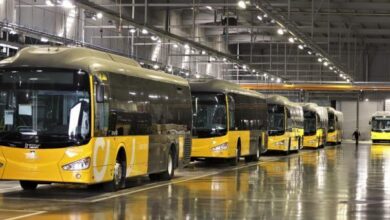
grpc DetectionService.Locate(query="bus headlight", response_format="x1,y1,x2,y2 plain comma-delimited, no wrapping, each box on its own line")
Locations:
211,143,228,152
62,157,90,171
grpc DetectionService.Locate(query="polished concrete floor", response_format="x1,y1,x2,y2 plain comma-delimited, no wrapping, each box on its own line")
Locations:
0,143,390,219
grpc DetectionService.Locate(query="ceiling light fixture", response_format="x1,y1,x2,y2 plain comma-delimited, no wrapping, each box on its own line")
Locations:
288,37,295,43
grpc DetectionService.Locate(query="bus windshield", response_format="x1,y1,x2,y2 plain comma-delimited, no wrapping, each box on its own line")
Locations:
268,104,285,136
0,69,90,148
192,93,227,138
372,118,390,131
304,111,316,135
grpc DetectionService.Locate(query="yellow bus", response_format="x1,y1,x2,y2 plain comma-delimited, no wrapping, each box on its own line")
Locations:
190,79,268,165
302,103,328,148
0,46,192,191
266,95,304,153
326,107,343,145
370,111,390,143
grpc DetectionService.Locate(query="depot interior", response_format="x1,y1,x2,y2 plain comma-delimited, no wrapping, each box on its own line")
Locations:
1,0,390,219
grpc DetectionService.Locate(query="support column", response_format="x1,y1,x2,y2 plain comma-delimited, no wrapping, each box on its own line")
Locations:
356,92,360,130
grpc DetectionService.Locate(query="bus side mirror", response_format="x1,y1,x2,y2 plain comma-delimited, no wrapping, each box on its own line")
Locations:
369,120,371,125
96,84,105,103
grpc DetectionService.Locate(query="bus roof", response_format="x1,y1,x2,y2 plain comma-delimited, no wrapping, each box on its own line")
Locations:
266,95,290,105
327,107,343,121
189,78,265,99
267,95,303,108
372,111,390,117
0,46,189,87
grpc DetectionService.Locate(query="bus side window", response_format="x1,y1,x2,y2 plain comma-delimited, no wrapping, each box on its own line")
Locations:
228,95,235,130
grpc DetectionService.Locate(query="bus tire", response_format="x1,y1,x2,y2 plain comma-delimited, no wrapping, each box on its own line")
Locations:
104,152,126,192
229,142,241,166
245,138,261,162
149,148,175,181
20,181,38,191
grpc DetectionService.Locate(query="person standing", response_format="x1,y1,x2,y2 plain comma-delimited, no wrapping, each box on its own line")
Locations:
352,129,360,146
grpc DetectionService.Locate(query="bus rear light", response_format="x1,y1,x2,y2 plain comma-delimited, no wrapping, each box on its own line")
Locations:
62,157,90,171
211,143,228,152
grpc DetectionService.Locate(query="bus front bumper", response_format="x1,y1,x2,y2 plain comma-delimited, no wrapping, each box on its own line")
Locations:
191,136,235,158
0,146,93,184
303,135,319,148
267,135,288,151
371,131,390,141
327,132,337,143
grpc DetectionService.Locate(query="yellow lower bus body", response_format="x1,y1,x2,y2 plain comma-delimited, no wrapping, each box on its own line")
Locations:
327,130,342,144
267,132,299,152
0,136,154,184
303,129,324,148
371,131,390,143
191,131,252,159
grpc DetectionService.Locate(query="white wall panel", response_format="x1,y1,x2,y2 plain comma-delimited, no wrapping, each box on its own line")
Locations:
339,100,383,140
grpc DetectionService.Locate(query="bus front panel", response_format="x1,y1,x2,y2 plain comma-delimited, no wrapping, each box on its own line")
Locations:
267,104,289,151
371,118,390,142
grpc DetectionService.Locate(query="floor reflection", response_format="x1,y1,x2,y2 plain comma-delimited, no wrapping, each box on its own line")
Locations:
6,144,390,219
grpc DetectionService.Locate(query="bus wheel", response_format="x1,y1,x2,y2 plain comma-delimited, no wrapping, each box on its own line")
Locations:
149,149,175,181
20,181,38,191
245,139,261,162
229,144,241,166
104,156,126,192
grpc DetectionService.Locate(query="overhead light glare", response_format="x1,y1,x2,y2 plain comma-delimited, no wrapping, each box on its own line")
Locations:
257,15,263,21
298,45,304,50
96,12,103,19
40,37,49,43
277,28,285,35
45,0,54,6
237,0,247,9
141,28,148,34
288,37,295,43
61,0,75,9
205,6,213,10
